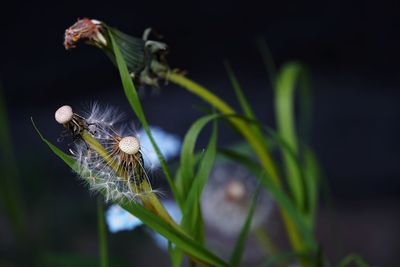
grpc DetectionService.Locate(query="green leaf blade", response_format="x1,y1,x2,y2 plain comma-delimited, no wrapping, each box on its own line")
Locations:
176,113,220,200
229,185,261,267
97,200,109,267
107,29,183,209
33,123,228,267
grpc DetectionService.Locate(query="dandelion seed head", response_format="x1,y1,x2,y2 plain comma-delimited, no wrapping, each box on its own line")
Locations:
201,163,273,236
61,103,163,203
119,136,140,155
70,141,143,203
55,105,73,124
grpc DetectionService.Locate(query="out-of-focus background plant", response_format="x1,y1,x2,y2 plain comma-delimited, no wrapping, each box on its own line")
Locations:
1,1,399,266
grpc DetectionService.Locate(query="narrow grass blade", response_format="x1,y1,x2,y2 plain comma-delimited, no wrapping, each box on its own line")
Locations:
274,62,308,211
33,122,228,267
229,185,261,267
224,61,257,120
106,29,182,209
97,199,109,267
175,113,219,200
256,38,277,88
0,87,26,239
120,202,228,267
172,115,218,265
336,254,370,267
224,61,268,148
182,120,217,244
303,148,320,226
32,119,77,169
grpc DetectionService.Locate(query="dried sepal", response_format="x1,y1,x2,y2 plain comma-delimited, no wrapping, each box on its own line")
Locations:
64,18,107,49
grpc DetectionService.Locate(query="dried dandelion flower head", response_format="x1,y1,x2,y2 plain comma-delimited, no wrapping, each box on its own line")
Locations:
64,18,170,88
201,163,273,236
64,18,107,49
56,103,156,203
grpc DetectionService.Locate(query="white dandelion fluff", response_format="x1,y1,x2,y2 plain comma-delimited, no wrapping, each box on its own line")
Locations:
201,163,273,237
57,103,157,203
84,102,125,128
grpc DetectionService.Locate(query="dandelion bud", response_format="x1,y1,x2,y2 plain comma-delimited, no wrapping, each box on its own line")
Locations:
55,105,73,124
119,136,140,155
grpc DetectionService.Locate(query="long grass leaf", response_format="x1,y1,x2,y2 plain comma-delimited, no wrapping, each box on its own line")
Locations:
0,87,26,239
33,122,228,267
176,114,219,200
229,185,261,267
106,29,182,209
303,148,320,227
256,38,277,88
224,61,268,149
274,62,307,211
97,199,109,267
182,120,217,244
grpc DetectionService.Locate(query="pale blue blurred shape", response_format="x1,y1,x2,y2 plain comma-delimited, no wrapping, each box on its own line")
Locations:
106,204,142,233
138,126,181,168
105,200,182,250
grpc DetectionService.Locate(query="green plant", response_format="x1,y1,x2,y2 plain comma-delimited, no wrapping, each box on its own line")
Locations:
32,18,370,267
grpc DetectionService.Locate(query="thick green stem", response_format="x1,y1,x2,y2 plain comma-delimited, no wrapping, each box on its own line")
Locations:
165,72,310,266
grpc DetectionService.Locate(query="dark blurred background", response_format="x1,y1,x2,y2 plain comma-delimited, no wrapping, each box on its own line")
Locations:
0,0,399,266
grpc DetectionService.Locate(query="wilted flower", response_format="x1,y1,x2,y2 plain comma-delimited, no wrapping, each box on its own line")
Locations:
64,18,170,88
64,18,107,49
